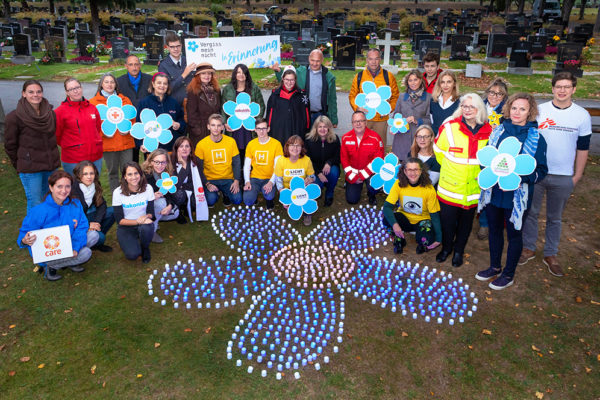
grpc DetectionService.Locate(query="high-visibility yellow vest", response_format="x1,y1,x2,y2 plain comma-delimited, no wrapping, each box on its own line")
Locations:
433,117,492,208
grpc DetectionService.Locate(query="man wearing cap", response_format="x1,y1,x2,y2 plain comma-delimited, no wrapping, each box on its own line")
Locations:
158,32,197,105
270,49,338,128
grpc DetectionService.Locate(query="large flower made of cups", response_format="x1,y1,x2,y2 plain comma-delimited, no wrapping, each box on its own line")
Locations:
147,206,479,380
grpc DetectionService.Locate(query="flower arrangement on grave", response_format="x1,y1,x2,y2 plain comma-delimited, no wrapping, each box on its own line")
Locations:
586,37,595,47
549,35,560,46
39,54,53,65
316,42,331,55
581,46,593,65
1,37,13,46
96,40,111,56
281,43,293,60
563,59,581,68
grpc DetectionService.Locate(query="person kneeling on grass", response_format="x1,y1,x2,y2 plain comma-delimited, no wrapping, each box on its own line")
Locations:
194,114,242,207
382,158,442,254
18,170,98,281
243,118,283,208
112,162,155,263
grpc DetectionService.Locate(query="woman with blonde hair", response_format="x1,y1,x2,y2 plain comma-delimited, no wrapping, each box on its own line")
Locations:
305,115,340,207
430,70,460,135
409,125,440,185
186,63,221,149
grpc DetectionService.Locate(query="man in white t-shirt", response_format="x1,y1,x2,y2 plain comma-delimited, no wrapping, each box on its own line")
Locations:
519,72,592,277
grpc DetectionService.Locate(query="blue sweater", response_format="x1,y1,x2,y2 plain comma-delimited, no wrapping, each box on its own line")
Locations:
490,120,548,210
137,94,186,151
430,99,459,136
18,196,89,256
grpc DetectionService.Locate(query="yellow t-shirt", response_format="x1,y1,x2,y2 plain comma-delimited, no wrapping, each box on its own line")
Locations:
385,182,440,224
246,137,284,180
195,135,240,181
274,156,315,189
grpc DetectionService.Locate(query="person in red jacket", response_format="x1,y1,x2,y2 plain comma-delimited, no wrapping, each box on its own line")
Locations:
55,77,103,176
341,111,385,205
422,52,443,94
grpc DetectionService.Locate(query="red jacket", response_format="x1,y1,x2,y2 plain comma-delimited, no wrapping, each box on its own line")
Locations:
423,68,443,94
55,98,103,163
340,127,384,184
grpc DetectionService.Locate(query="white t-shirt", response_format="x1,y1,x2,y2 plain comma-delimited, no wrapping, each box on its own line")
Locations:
537,101,592,176
112,184,154,220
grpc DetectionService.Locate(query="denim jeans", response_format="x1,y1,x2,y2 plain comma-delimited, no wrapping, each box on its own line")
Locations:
19,170,55,211
314,165,340,200
86,205,115,246
345,177,378,204
243,178,276,206
206,179,243,206
62,158,103,176
486,204,527,280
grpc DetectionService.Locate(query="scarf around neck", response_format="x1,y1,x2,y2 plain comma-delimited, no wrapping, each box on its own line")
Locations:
202,83,217,107
15,97,55,133
408,88,424,103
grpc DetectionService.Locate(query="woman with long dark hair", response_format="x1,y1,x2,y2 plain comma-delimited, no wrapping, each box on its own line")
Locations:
18,170,98,281
5,80,60,211
186,63,221,150
382,157,441,254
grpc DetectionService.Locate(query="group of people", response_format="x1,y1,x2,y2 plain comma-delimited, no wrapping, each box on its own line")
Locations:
6,35,590,292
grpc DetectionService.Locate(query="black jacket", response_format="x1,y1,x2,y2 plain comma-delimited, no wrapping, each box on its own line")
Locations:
70,182,108,224
266,87,310,145
305,135,341,175
116,72,152,108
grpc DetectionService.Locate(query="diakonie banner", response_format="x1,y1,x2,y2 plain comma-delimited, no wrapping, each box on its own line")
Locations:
184,36,281,70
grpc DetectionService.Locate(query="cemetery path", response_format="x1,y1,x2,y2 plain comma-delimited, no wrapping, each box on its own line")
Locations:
1,80,599,155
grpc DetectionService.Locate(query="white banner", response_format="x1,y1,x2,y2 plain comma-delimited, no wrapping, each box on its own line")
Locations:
184,35,281,70
30,225,73,264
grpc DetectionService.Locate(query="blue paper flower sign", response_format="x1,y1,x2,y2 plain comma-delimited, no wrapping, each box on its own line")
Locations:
223,92,261,131
130,109,174,153
354,81,392,120
477,136,536,191
279,176,321,220
96,94,137,137
369,153,400,194
387,113,410,135
156,172,179,195
187,40,199,53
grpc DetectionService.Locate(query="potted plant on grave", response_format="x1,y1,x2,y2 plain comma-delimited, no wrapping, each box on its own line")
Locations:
70,43,99,64
281,43,293,60
546,35,560,55
563,59,581,70
317,42,332,56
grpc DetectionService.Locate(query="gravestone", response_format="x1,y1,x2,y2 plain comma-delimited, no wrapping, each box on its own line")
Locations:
123,24,134,40
409,21,424,37
110,37,129,60
553,42,583,78
507,40,532,75
23,27,40,51
250,30,267,37
218,27,234,37
194,26,209,38
376,29,401,73
465,63,482,78
76,31,96,57
418,40,442,66
413,33,434,57
133,26,145,48
45,36,66,62
314,31,331,46
145,23,159,36
101,27,120,42
144,34,164,65
292,40,315,66
281,31,298,44
1,26,13,38
485,34,510,63
491,25,505,34
332,35,356,70
344,20,355,32
49,26,67,43
449,35,471,61
327,27,341,38
480,20,493,34
528,35,547,60
75,22,89,32
272,24,285,35
301,27,312,41
11,33,34,64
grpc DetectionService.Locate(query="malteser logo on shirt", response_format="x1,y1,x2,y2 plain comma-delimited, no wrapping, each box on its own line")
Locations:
284,168,305,177
255,151,269,165
211,149,226,164
538,118,556,130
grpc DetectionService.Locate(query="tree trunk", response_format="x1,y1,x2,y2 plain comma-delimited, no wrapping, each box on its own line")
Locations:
595,3,600,34
579,0,587,20
3,0,10,18
49,0,55,15
89,0,100,36
245,0,251,13
505,0,510,15
517,0,525,15
489,0,495,13
561,0,576,28
313,0,319,16
537,0,544,19
20,0,29,11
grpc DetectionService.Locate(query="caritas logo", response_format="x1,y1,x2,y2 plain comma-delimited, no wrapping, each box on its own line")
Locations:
43,235,62,256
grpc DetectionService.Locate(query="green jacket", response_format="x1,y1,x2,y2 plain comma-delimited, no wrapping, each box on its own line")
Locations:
275,65,338,125
221,82,266,121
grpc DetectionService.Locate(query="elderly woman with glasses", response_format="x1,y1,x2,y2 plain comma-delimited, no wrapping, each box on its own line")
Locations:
408,125,440,185
433,93,492,268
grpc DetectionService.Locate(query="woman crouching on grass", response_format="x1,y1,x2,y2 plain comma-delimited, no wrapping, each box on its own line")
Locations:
112,162,155,263
382,158,441,254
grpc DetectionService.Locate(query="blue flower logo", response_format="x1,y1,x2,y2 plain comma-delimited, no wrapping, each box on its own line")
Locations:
130,109,174,153
156,172,179,195
147,206,479,379
369,153,400,194
187,40,199,53
354,81,392,120
387,113,410,135
477,136,536,191
96,95,137,137
223,92,261,131
279,176,321,220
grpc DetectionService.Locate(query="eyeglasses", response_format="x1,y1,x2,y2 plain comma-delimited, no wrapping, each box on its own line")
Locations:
461,105,476,111
289,144,302,148
416,135,431,140
352,119,366,124
255,127,268,131
66,86,82,92
153,160,168,165
405,168,421,173
168,44,182,49
283,78,295,83
554,85,573,91
488,90,505,97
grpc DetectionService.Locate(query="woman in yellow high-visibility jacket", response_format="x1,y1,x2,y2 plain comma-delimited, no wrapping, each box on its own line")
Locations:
433,93,492,267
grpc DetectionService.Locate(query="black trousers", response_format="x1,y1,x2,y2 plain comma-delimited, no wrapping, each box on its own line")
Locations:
439,202,476,254
117,224,154,260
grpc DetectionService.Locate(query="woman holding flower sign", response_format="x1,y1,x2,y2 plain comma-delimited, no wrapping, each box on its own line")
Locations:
475,93,547,290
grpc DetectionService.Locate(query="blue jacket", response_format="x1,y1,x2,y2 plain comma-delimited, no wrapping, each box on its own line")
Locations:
490,120,548,210
157,55,192,105
137,94,186,152
18,195,89,256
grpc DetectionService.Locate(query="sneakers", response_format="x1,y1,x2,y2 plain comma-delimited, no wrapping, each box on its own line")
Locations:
476,226,489,240
393,237,406,254
489,275,514,290
475,266,501,282
44,267,62,281
92,244,113,252
368,196,377,206
303,214,312,226
543,255,564,277
518,248,536,265
324,197,334,207
152,232,163,244
69,265,85,273
266,199,274,209
416,243,426,254
223,196,232,207
176,213,188,224
142,247,151,264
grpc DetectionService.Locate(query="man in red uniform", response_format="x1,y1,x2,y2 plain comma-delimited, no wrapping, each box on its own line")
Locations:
341,111,385,205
